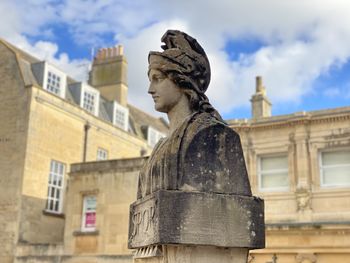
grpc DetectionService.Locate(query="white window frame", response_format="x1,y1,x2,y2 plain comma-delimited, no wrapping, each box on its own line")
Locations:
319,148,350,188
97,148,108,161
80,84,100,116
113,102,129,131
45,160,65,214
257,154,289,192
43,63,66,98
147,126,166,147
81,195,97,232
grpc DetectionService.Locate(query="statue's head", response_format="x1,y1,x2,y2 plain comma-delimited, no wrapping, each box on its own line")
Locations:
148,30,211,112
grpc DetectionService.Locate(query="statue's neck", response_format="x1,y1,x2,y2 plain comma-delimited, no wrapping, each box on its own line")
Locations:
167,98,193,134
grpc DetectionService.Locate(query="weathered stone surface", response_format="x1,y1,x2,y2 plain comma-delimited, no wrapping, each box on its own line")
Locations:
128,190,264,249
134,246,249,263
129,29,265,257
138,30,253,200
137,113,252,199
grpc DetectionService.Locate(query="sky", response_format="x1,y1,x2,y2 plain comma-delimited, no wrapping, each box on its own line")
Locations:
1,0,350,120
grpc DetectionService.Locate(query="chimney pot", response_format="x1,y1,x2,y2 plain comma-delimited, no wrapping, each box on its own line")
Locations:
251,76,271,119
256,76,263,92
117,45,124,55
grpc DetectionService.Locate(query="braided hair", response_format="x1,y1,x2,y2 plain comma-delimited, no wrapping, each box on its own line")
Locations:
148,30,225,123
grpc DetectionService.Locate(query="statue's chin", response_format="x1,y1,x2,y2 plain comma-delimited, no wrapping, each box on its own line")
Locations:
154,104,168,113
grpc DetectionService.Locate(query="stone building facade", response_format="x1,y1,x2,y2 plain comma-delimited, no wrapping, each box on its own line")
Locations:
0,39,168,263
15,158,142,263
230,77,350,263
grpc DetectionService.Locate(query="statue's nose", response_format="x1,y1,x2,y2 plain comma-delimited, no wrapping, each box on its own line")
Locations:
148,83,155,94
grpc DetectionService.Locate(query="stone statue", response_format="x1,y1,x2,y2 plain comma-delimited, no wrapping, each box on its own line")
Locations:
128,30,264,256
137,29,251,199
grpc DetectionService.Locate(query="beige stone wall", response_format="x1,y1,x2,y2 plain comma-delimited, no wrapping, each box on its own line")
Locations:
251,225,350,263
230,112,350,262
63,158,143,260
234,115,350,223
13,159,143,263
14,243,132,263
0,43,31,263
19,86,150,245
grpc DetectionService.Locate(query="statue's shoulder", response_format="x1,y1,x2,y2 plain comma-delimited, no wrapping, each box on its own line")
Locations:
184,112,238,143
179,112,251,195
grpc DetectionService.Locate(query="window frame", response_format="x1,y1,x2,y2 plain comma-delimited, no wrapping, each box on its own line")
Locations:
113,102,129,131
319,148,350,188
147,126,166,147
45,160,65,214
257,154,290,192
82,90,96,114
43,63,66,98
81,195,97,232
80,84,100,116
97,147,108,161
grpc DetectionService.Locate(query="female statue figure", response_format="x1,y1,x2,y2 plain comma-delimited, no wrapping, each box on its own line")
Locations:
137,30,251,199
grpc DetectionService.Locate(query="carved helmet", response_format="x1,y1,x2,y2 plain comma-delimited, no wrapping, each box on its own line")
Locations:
148,30,211,96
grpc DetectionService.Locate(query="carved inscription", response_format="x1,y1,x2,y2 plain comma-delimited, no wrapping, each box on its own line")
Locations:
129,197,157,244
131,206,155,237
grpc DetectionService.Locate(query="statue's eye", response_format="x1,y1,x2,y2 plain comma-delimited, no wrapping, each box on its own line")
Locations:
152,75,164,82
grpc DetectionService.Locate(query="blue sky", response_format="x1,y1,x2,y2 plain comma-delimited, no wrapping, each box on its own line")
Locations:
1,0,350,120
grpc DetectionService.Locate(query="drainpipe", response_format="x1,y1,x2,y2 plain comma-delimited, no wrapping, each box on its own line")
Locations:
83,122,90,162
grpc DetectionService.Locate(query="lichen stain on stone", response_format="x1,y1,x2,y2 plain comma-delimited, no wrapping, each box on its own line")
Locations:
180,184,198,192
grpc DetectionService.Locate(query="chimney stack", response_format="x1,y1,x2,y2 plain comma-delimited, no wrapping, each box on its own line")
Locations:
250,76,272,119
89,45,128,107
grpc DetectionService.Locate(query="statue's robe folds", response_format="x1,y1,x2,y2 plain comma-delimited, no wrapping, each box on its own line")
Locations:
137,112,252,199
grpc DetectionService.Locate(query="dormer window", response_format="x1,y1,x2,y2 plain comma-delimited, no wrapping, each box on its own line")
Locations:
81,86,99,115
31,61,67,98
68,82,100,116
83,90,97,114
113,102,129,131
147,126,166,147
46,71,61,95
80,85,99,116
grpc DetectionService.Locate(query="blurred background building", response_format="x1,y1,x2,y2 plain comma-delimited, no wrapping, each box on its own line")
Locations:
0,39,167,263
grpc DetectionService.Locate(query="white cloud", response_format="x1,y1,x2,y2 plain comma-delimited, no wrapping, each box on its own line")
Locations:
59,0,157,45
113,0,350,115
0,0,89,81
1,0,350,117
8,38,90,81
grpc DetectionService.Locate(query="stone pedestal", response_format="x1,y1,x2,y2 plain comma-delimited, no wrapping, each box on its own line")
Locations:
134,245,248,263
128,190,264,263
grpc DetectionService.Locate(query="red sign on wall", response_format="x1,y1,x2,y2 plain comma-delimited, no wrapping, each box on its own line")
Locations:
85,212,96,227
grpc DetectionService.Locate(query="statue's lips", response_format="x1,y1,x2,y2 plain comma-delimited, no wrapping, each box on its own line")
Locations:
152,96,159,101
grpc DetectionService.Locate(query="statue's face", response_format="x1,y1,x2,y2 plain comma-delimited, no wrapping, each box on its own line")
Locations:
148,69,185,113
